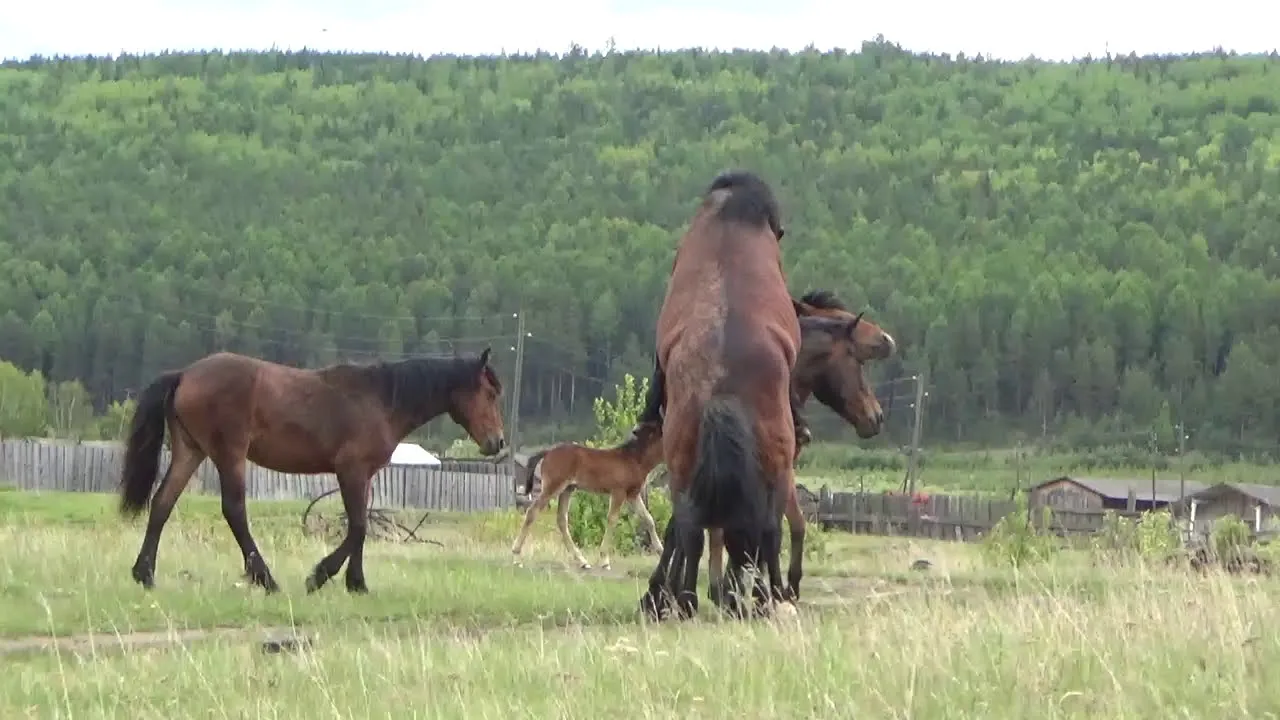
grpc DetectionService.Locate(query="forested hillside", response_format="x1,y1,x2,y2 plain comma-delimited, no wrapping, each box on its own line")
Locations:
1,42,1279,454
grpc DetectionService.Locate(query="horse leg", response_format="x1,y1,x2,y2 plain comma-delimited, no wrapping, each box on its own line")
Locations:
511,485,556,567
307,467,371,594
554,486,592,569
596,491,625,570
668,491,704,620
130,428,206,589
627,495,663,555
705,528,726,607
783,484,806,602
214,456,280,593
790,389,812,452
720,526,757,620
640,514,682,622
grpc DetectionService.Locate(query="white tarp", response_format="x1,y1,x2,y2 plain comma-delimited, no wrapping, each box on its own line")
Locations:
388,442,442,467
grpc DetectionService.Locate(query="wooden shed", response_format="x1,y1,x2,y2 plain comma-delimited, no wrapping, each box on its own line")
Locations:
1028,475,1207,512
1185,483,1280,541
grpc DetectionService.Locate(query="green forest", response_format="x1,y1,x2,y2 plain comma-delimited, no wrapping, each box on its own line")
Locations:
1,41,1278,458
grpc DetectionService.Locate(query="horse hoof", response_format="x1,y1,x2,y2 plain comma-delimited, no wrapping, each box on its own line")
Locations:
675,592,698,620
262,580,281,594
639,592,670,622
305,573,325,594
131,567,155,589
345,582,369,595
580,563,592,571
600,562,611,571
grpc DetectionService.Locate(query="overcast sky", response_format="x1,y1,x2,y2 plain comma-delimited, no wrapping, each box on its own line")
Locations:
3,0,1277,63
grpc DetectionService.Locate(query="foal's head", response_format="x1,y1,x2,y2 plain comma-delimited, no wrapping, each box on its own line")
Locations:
623,420,665,469
447,348,507,456
793,291,897,439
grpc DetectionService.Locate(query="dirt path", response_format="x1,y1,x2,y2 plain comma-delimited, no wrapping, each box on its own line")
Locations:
0,625,309,658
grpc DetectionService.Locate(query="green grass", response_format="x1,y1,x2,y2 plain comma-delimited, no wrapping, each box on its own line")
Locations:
4,490,1280,718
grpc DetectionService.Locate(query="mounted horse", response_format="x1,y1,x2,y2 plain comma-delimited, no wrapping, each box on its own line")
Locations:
509,421,665,570
118,349,506,596
637,170,799,621
637,289,897,606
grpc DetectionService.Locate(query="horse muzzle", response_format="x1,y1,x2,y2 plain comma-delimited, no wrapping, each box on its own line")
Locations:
479,435,507,457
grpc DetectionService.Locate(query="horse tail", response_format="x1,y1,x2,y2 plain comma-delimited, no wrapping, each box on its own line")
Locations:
522,449,549,496
688,394,767,532
119,370,184,517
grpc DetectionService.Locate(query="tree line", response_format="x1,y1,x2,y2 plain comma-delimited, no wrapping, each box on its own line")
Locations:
1,42,1278,457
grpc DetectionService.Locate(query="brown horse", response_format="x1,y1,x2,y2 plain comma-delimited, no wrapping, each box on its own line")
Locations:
638,170,799,621
509,421,665,570
706,290,897,605
118,349,506,595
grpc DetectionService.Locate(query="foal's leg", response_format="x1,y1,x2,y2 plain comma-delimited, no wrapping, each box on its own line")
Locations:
554,486,592,569
307,468,372,594
130,427,206,589
214,455,280,593
596,491,626,570
510,485,555,566
628,495,663,555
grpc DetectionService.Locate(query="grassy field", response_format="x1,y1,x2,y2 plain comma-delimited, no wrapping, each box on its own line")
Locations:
2,488,1280,719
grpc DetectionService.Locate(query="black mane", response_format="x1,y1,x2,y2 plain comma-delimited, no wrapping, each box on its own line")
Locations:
705,170,784,238
351,353,494,422
799,289,848,311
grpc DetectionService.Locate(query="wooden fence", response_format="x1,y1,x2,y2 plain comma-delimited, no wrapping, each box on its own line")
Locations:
812,487,1152,542
0,438,516,512
1,438,1167,543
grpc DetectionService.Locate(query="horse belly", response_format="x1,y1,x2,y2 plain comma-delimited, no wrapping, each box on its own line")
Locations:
246,437,335,475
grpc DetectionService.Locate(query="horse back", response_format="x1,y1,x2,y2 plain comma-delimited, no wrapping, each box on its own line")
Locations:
175,352,396,472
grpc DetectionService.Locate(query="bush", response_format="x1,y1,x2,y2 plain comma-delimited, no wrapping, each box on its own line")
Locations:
1210,515,1252,563
1093,509,1181,561
568,483,672,554
981,493,1057,568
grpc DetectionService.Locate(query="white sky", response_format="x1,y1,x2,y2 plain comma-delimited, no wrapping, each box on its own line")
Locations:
2,0,1277,63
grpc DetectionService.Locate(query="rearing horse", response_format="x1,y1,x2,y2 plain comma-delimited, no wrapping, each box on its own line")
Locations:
639,170,798,621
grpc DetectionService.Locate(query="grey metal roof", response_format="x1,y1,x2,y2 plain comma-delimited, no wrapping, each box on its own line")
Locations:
1032,475,1207,504
1187,482,1280,507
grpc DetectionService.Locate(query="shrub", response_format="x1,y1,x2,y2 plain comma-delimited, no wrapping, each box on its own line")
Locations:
981,493,1057,568
1094,509,1181,561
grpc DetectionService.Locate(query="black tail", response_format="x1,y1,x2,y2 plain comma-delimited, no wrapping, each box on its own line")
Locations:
688,395,767,531
522,450,548,496
119,371,183,517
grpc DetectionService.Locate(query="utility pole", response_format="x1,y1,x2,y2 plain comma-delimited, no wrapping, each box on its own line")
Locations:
1148,428,1158,507
1176,421,1188,512
509,310,527,476
905,371,927,495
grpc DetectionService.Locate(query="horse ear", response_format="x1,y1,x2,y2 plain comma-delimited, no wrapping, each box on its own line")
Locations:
845,316,863,340
793,298,818,317
478,347,491,367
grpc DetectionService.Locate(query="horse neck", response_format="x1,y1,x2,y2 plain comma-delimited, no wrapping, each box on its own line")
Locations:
342,360,460,439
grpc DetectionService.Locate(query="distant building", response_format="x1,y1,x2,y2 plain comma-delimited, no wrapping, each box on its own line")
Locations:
1184,482,1280,540
1028,475,1207,512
